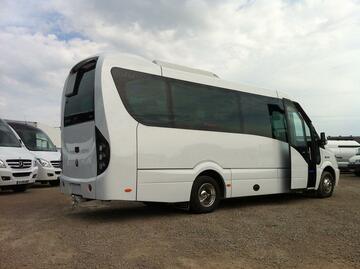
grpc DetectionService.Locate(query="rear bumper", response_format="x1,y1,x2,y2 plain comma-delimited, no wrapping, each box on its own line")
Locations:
0,167,38,187
60,175,96,199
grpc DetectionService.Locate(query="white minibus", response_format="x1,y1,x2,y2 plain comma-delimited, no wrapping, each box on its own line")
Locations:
60,54,339,213
7,121,62,186
0,119,38,192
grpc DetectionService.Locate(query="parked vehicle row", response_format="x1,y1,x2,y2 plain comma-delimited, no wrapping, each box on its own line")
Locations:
0,119,62,192
7,121,62,186
325,140,360,176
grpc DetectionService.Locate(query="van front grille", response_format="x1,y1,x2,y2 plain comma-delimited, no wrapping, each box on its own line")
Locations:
13,172,31,177
51,161,61,168
6,159,32,169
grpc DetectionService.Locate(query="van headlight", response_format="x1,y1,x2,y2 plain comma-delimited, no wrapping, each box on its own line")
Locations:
37,158,52,167
0,159,6,168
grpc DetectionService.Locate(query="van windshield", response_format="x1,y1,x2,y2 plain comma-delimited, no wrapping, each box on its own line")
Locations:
64,58,97,126
0,120,21,147
8,122,57,152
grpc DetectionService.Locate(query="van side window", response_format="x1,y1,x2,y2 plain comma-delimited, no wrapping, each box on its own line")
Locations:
112,68,171,126
125,78,169,125
240,93,272,138
170,81,241,132
268,103,287,142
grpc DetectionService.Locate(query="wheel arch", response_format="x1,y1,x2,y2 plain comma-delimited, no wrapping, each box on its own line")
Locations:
196,170,226,199
317,166,337,190
323,166,336,181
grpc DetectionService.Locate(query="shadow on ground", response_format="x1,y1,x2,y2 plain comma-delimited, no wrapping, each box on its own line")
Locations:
66,192,310,223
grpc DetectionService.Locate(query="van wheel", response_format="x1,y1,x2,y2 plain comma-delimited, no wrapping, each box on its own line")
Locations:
12,185,28,193
49,180,60,187
317,171,334,198
355,170,360,177
190,175,221,213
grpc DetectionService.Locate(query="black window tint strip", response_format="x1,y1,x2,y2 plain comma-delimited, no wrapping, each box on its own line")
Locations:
111,67,288,142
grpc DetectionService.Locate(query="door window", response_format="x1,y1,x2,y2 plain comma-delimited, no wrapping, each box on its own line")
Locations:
287,106,306,148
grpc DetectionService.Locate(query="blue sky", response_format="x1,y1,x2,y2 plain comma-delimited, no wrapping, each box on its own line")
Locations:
0,0,359,135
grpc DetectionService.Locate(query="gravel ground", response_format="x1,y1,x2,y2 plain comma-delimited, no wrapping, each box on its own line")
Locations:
0,173,359,269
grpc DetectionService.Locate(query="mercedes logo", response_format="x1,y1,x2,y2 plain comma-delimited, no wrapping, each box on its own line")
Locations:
18,161,23,168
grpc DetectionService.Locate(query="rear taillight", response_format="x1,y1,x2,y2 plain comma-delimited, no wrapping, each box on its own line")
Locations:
96,127,110,175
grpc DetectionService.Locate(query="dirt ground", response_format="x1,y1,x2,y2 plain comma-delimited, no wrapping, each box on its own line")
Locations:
0,174,359,269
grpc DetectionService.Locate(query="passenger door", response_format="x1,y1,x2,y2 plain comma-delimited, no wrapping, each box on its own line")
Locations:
284,99,317,189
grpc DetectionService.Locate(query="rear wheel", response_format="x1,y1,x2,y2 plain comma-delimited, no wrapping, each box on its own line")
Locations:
12,185,28,193
190,175,221,213
317,171,335,198
355,170,360,177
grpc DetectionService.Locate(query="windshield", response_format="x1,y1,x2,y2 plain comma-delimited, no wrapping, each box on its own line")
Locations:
0,120,21,147
8,122,57,152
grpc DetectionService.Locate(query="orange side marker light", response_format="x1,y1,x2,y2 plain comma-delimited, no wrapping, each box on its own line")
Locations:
124,188,132,193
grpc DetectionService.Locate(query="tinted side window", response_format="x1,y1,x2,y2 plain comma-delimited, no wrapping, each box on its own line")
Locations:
268,101,287,142
111,68,171,125
240,93,273,138
170,81,241,132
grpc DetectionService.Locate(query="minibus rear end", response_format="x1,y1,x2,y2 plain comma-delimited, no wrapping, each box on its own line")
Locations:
60,55,139,201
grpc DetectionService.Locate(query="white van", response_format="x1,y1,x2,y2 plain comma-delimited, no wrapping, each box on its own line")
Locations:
0,119,38,192
7,121,62,186
348,148,360,176
60,54,339,213
325,140,360,171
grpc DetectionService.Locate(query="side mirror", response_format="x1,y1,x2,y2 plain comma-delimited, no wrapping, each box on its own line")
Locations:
320,132,327,146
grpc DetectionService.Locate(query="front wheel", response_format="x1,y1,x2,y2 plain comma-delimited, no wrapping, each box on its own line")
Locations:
190,175,221,213
317,171,335,198
354,170,360,177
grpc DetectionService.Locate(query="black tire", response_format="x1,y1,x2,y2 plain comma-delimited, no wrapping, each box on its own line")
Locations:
355,170,360,177
317,171,335,198
49,180,60,187
190,175,221,213
12,185,28,193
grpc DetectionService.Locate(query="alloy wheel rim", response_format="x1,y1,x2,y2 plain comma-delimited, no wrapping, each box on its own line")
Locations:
198,183,216,207
323,177,333,194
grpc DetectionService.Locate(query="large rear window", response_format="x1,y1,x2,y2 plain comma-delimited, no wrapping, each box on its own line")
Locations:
64,58,97,126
